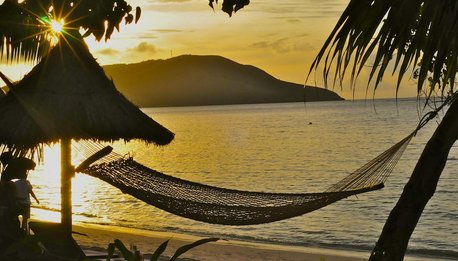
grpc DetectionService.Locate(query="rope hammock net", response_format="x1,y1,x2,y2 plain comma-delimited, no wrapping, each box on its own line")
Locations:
76,131,414,225
2,69,450,225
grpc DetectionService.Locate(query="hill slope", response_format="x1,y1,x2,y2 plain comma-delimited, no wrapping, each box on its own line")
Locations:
103,55,343,107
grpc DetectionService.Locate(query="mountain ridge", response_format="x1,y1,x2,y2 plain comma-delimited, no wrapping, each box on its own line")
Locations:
102,55,343,107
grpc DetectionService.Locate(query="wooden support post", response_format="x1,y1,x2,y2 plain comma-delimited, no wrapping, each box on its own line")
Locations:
61,138,73,237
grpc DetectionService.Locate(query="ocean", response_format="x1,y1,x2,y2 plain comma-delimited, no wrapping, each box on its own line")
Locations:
29,99,457,259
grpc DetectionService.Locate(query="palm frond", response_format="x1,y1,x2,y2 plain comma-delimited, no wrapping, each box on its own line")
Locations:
309,0,458,97
0,0,140,64
0,1,52,64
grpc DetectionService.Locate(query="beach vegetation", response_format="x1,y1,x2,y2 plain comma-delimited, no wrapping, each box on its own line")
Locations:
106,237,219,261
1,235,46,261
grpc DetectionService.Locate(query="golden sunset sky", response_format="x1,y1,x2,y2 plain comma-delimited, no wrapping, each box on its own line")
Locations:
1,0,419,99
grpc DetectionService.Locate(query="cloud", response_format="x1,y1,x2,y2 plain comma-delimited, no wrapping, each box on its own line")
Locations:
137,34,158,39
93,42,160,64
149,29,184,34
256,0,345,20
250,34,312,53
286,19,301,24
127,42,158,54
96,48,121,56
154,0,192,2
93,42,161,65
143,1,209,12
251,41,269,49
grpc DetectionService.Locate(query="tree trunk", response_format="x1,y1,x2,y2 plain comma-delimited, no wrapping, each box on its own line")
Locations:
370,97,458,261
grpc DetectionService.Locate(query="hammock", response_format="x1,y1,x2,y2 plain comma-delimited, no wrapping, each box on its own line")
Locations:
78,132,414,225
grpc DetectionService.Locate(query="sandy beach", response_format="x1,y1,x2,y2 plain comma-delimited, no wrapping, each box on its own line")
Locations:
73,223,364,261
71,223,438,261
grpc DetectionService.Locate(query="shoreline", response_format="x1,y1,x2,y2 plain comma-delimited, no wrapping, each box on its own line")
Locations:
73,223,365,261
30,194,456,260
71,223,448,261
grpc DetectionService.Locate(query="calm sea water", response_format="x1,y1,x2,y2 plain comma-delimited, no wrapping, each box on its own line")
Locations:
29,99,457,259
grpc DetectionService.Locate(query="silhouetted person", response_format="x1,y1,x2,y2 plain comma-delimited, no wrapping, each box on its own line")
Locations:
0,152,13,177
13,167,39,234
0,152,21,253
0,156,36,241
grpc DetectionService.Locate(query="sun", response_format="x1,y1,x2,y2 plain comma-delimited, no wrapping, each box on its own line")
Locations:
50,19,65,34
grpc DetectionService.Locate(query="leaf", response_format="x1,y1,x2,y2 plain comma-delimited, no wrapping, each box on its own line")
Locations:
81,29,92,38
169,238,219,261
135,6,141,23
125,14,134,24
105,23,115,41
150,240,169,261
134,249,142,261
114,239,136,261
209,0,217,9
106,243,116,261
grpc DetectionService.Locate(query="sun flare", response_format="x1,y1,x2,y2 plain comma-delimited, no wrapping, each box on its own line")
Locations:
50,19,65,34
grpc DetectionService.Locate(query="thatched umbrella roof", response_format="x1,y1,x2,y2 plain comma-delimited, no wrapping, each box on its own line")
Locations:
0,36,174,153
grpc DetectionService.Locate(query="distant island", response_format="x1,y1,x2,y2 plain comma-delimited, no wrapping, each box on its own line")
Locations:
103,55,343,107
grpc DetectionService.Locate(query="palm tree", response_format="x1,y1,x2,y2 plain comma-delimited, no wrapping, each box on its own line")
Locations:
308,1,457,260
